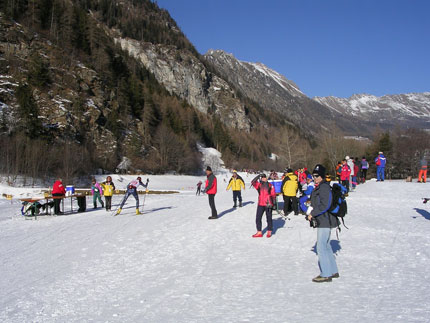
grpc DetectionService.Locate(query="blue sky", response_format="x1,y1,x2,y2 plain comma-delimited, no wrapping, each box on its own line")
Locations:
155,0,429,98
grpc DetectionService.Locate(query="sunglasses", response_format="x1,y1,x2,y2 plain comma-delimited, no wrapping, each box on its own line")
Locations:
312,174,321,178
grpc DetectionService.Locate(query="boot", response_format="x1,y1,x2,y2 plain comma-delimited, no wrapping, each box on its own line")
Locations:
252,231,263,238
233,203,237,208
266,231,272,238
312,275,332,283
136,209,141,215
115,208,122,216
239,202,242,207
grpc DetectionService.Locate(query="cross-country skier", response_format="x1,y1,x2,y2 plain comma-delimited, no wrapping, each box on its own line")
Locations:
116,177,148,215
251,173,276,238
226,170,245,208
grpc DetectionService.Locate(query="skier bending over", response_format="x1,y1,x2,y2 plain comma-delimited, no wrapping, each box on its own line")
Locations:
116,177,148,215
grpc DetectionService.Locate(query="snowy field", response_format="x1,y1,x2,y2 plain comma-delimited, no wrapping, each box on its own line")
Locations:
1,174,430,323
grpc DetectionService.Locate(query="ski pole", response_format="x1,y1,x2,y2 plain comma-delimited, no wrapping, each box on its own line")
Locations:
141,179,150,213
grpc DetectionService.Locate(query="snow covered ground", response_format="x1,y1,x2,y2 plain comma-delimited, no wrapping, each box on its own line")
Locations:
1,175,430,322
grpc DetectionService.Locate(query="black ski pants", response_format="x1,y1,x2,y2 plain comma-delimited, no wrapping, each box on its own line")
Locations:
53,193,63,214
105,196,112,210
208,194,218,217
342,180,349,193
233,191,242,205
283,195,298,215
256,205,273,231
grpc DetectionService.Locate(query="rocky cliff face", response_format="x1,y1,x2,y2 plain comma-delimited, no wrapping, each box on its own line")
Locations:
114,38,250,131
314,93,430,129
203,50,360,134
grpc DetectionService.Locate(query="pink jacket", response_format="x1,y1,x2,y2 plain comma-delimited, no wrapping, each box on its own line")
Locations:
253,181,276,207
91,182,103,195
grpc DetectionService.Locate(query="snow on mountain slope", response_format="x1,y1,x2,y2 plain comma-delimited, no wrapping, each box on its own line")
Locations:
1,177,430,322
314,92,430,127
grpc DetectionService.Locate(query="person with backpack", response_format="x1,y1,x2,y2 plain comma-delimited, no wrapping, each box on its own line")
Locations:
203,166,218,219
340,159,351,194
375,152,387,181
282,168,299,216
226,170,245,208
306,164,340,283
251,173,276,238
115,177,148,215
360,157,369,183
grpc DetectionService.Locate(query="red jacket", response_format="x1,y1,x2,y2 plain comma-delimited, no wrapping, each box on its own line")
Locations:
52,180,66,195
205,173,217,195
340,165,351,181
253,181,276,207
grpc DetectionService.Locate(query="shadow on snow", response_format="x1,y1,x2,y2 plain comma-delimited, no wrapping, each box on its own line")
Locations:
413,208,430,221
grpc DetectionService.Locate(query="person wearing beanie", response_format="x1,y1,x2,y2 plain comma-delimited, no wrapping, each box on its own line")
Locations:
204,166,218,219
307,164,340,283
281,168,299,216
116,177,148,215
251,173,276,238
226,170,245,208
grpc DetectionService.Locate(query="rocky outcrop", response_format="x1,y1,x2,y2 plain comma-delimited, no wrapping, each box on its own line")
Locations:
115,38,250,131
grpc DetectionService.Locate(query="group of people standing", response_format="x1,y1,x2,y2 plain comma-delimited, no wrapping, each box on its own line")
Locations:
200,164,340,283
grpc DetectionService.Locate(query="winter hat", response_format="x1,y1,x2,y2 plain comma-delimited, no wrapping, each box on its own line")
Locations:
312,164,326,178
206,166,212,171
233,170,237,173
345,156,350,160
307,173,313,180
260,173,267,178
379,151,383,154
137,176,142,181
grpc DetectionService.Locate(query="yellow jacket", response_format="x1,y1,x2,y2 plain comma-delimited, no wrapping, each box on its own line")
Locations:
282,173,298,196
101,182,115,197
227,177,245,191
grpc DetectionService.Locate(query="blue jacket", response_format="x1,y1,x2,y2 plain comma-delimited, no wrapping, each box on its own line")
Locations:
375,154,386,167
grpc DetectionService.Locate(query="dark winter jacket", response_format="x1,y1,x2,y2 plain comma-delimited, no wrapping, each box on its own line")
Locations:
310,181,339,228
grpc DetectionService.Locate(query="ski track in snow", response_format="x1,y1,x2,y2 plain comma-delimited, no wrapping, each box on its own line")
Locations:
1,178,430,322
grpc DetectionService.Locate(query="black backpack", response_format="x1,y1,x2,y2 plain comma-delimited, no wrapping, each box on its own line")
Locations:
329,183,348,229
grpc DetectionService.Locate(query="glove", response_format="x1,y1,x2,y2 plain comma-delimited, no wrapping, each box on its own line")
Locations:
201,189,206,194
306,206,313,216
146,178,149,183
